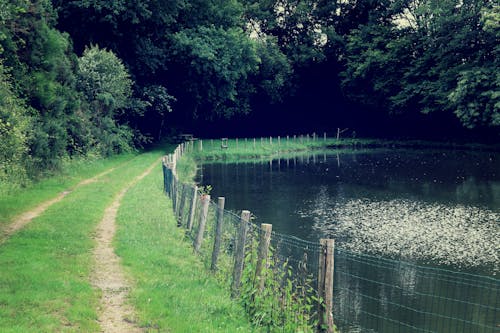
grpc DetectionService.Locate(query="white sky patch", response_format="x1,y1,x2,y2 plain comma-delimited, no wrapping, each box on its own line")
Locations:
392,7,417,29
246,19,263,40
313,25,328,46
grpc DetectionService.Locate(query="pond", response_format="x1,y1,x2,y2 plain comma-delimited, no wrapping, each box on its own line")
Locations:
196,148,499,332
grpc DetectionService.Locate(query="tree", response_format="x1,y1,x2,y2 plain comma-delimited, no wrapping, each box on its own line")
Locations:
77,45,134,154
0,62,31,186
54,0,292,128
448,5,500,128
170,26,260,119
340,0,499,129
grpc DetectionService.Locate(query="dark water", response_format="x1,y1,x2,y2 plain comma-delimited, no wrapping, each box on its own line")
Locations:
196,149,499,332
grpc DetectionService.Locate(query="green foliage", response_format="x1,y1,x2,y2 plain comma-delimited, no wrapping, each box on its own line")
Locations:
77,45,134,155
253,37,293,103
240,236,317,332
340,0,499,129
242,0,327,67
0,0,140,184
77,45,132,116
171,26,260,119
449,68,500,128
0,62,30,188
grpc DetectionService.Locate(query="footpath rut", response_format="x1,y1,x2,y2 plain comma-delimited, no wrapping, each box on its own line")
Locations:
91,160,159,333
0,167,117,244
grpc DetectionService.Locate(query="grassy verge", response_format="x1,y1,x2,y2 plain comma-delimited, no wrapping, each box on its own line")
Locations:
189,137,500,162
0,150,162,332
0,153,137,226
115,160,259,332
190,137,342,161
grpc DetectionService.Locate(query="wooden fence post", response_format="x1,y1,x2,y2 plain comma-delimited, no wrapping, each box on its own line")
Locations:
177,184,187,227
232,210,251,298
255,223,272,291
193,194,210,253
211,197,225,271
318,239,335,333
187,186,198,231
172,176,178,214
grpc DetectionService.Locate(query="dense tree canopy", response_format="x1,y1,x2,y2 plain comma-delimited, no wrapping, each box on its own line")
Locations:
340,0,499,128
0,0,498,186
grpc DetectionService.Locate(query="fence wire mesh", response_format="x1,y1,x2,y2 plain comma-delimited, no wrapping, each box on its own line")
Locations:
163,150,499,333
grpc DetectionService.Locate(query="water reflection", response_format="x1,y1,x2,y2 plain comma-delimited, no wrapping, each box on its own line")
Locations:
198,149,500,273
196,148,499,332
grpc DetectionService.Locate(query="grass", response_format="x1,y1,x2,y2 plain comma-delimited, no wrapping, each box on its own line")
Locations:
0,150,162,332
115,156,259,332
188,136,500,162
0,153,137,226
190,136,344,161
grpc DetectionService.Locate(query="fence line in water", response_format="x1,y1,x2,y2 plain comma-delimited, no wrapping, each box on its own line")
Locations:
162,141,499,333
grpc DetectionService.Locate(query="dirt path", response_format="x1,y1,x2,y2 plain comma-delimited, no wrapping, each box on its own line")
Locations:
0,167,117,243
91,161,159,333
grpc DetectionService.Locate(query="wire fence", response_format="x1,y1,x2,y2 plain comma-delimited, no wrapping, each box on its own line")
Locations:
162,143,499,333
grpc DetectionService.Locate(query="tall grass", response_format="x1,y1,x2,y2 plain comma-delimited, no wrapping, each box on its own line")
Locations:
115,162,259,332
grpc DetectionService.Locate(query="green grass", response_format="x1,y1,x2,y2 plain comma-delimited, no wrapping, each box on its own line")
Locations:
0,150,162,332
188,137,499,162
115,160,260,332
0,153,137,226
190,136,342,161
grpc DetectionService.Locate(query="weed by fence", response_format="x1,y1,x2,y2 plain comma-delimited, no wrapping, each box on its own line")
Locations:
163,141,499,333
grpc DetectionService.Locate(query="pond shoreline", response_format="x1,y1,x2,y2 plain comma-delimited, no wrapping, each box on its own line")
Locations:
183,137,499,163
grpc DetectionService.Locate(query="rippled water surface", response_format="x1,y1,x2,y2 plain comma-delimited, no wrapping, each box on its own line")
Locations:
197,149,499,271
196,149,499,332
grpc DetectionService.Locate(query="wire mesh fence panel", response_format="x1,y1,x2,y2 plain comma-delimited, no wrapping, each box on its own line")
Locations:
333,249,499,333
